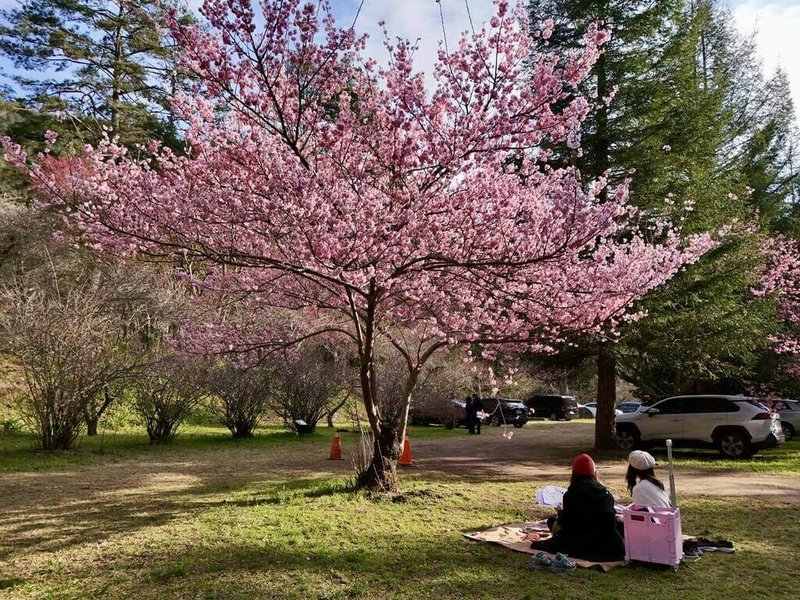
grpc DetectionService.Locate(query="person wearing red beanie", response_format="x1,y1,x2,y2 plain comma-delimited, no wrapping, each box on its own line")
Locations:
531,453,624,562
572,453,596,476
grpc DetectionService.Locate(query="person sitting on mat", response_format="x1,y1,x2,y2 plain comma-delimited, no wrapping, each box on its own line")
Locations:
626,450,671,507
531,453,625,562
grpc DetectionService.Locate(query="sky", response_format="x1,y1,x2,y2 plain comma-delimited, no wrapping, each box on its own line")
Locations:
0,0,799,120
193,0,800,121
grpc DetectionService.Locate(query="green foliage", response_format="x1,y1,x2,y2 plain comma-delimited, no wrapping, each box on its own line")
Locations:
528,0,798,396
0,0,193,147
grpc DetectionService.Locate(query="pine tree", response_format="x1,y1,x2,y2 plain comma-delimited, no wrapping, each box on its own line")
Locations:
0,0,192,146
527,0,798,448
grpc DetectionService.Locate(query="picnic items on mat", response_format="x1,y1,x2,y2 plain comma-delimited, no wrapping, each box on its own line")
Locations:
465,522,736,572
535,485,567,508
463,523,627,571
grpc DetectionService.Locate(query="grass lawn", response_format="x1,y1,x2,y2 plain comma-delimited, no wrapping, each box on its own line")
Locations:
1,426,798,599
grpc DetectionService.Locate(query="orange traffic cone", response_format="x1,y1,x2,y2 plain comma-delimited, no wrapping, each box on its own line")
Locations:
399,429,412,466
329,430,344,460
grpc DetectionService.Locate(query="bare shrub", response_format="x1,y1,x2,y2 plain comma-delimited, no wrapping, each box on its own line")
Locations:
271,344,347,434
131,357,206,444
0,285,139,449
0,202,184,445
206,360,271,438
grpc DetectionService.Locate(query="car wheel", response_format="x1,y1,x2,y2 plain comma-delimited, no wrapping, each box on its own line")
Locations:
492,415,502,426
782,422,795,441
718,431,752,458
513,423,524,429
615,426,639,451
550,412,557,421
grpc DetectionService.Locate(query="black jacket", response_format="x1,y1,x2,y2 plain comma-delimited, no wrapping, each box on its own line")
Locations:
531,475,625,562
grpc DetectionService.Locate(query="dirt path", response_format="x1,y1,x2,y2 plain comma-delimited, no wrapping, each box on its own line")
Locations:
411,422,800,499
1,422,798,516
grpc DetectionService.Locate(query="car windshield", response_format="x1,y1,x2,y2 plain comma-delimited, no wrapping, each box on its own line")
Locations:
503,401,526,409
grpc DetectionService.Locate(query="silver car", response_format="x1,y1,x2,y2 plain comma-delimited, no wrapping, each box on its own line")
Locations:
615,395,784,458
760,399,800,441
577,402,623,418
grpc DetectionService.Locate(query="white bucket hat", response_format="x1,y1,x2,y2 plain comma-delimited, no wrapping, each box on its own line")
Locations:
628,450,657,470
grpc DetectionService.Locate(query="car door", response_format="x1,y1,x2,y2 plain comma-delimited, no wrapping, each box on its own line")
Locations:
643,397,687,440
692,397,739,442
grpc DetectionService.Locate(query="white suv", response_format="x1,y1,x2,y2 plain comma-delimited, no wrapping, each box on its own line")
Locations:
615,395,784,458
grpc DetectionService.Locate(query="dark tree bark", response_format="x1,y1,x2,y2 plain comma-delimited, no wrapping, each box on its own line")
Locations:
84,387,115,437
355,425,401,492
326,395,348,428
594,343,618,450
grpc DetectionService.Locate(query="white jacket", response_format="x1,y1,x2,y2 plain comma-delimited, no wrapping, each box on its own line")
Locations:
632,479,671,508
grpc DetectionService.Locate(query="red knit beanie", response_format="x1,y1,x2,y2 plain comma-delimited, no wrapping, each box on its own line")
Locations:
572,453,596,476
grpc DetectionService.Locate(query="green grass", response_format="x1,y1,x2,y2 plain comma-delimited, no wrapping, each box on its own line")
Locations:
1,425,798,599
0,424,459,473
1,474,797,599
0,426,302,472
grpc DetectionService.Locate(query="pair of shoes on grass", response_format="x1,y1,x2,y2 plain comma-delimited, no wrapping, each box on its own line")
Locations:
528,552,576,572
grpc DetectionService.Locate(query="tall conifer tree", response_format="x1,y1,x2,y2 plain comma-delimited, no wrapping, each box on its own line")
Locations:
528,0,798,447
0,0,192,146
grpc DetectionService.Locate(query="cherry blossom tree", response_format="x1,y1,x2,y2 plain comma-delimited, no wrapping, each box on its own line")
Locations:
3,0,714,491
757,237,800,381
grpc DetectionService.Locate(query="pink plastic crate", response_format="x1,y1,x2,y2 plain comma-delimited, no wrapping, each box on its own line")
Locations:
623,504,683,569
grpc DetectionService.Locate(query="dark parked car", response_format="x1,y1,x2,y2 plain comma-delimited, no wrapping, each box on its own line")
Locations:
409,398,487,429
481,398,529,428
526,394,578,421
410,397,463,428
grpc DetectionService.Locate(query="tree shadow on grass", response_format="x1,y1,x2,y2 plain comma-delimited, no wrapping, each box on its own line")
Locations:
1,474,799,599
0,474,355,559
20,496,798,600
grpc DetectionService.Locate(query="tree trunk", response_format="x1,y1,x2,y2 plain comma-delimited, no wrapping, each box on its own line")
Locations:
355,425,401,492
326,395,348,428
594,343,617,450
86,417,99,437
110,4,124,135
231,423,254,438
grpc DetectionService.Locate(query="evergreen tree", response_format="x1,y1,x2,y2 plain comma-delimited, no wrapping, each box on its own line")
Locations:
0,0,192,146
528,0,797,448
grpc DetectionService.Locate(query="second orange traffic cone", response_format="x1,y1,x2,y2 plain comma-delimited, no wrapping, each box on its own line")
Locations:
399,429,412,466
329,430,344,460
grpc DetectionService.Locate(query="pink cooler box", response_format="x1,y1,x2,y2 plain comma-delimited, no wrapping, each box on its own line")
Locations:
623,504,683,569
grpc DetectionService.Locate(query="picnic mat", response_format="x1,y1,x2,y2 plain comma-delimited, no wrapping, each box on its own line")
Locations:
463,521,628,572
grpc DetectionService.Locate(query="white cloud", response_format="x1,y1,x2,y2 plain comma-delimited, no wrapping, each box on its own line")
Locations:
733,1,800,121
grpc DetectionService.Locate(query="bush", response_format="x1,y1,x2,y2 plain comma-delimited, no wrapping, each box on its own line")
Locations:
132,358,206,444
206,360,271,438
271,345,347,434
